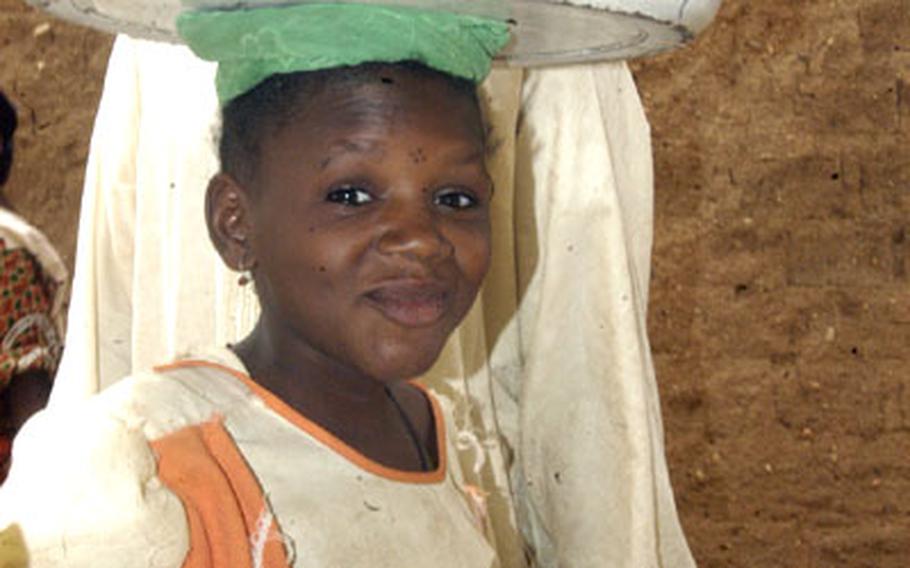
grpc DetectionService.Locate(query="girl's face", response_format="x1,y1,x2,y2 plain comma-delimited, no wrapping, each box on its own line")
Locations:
234,68,491,383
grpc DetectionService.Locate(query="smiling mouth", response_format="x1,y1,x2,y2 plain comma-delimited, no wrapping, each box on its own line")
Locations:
364,281,449,328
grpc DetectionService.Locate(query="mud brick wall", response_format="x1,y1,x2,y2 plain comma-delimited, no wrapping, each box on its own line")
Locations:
632,1,910,566
0,0,111,267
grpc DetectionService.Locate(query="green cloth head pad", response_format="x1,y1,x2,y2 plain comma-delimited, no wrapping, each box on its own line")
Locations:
177,3,511,104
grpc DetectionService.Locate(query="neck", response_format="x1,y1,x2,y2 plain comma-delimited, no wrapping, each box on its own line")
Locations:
231,316,435,472
233,317,389,408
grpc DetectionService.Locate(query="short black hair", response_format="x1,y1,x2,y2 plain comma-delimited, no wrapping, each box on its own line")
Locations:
0,91,17,186
219,61,480,185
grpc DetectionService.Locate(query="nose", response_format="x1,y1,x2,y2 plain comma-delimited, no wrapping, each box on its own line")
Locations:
374,201,454,261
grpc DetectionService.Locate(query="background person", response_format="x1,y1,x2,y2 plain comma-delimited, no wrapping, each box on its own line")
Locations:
0,91,68,484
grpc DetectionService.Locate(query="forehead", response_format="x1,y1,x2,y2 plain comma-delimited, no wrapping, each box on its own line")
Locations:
274,66,484,150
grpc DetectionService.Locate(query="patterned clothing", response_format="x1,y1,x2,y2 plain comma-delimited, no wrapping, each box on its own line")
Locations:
0,241,60,388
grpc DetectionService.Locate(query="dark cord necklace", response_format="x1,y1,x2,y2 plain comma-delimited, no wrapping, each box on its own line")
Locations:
384,385,433,472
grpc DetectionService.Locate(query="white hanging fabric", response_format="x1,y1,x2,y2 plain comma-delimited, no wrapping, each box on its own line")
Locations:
42,35,694,567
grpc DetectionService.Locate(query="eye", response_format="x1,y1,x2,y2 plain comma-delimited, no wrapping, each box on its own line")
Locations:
434,188,479,210
326,185,374,206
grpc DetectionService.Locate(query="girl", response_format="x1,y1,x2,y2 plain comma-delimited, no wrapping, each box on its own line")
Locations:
1,5,520,567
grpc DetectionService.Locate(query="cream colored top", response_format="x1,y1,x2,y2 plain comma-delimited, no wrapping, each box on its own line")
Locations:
1,348,502,567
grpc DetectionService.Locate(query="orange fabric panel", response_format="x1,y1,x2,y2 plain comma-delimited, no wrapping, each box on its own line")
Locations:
151,417,290,568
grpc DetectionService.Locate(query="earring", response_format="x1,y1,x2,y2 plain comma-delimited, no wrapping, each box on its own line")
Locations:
237,252,255,287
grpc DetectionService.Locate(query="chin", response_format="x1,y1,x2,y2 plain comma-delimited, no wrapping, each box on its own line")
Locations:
365,339,446,382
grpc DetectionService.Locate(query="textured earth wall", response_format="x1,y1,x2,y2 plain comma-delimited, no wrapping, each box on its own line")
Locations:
0,0,109,265
1,0,908,566
632,2,909,566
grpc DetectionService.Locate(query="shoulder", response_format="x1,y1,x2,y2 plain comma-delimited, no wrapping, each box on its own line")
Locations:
0,349,251,566
0,362,205,477
3,346,244,492
0,377,190,566
0,208,67,286
84,346,253,440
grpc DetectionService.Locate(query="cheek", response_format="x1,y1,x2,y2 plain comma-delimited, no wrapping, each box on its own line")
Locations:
452,224,492,286
291,243,356,285
307,225,376,277
257,210,358,275
253,230,341,303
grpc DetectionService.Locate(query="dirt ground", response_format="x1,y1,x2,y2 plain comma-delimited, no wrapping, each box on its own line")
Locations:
0,0,908,566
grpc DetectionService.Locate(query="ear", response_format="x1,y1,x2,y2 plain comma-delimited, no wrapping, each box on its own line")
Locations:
205,172,255,272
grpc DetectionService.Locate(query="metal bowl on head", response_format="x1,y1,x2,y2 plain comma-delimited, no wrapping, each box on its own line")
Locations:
26,0,721,64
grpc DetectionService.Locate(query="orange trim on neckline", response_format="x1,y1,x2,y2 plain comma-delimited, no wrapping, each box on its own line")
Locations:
154,359,447,485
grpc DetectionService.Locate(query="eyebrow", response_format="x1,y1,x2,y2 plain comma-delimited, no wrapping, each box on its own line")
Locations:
318,139,485,171
319,137,386,170
456,148,486,166
331,137,385,155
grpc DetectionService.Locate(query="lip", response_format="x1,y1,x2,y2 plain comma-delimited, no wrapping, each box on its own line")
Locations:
363,279,450,328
